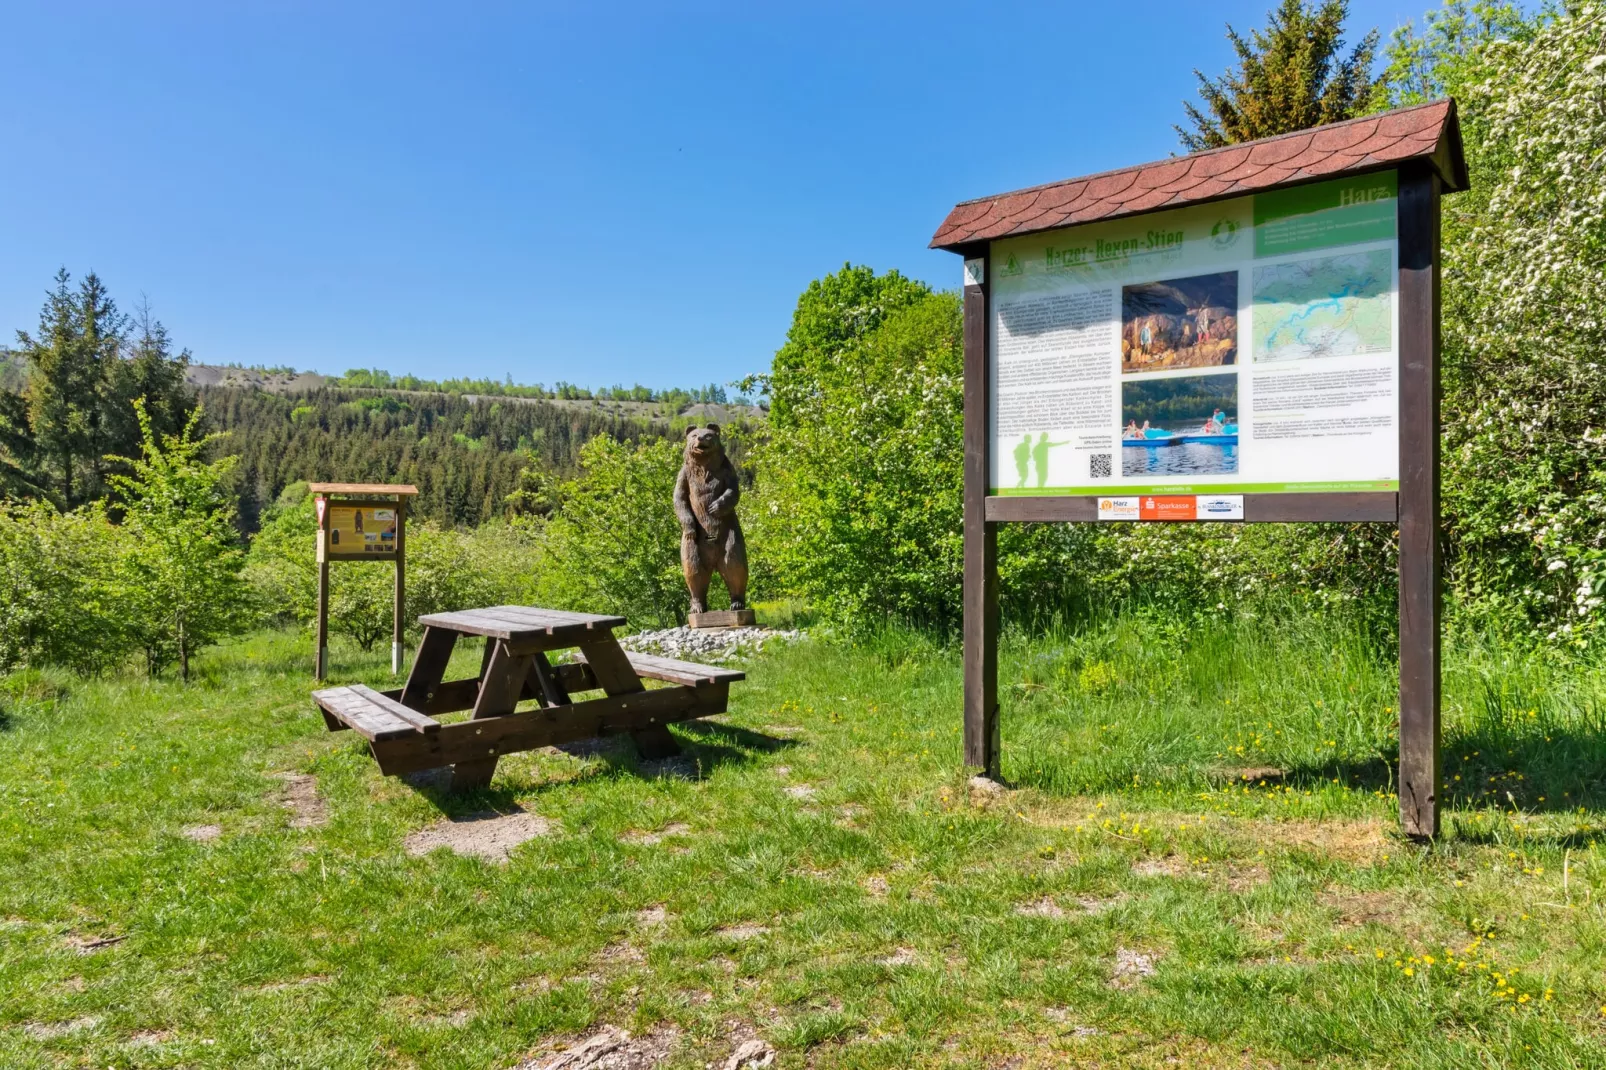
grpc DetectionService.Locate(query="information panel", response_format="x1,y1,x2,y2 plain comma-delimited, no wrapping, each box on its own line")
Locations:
325,505,400,558
988,171,1399,496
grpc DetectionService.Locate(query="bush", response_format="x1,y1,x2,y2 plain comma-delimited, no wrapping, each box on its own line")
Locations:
0,500,131,674
516,436,690,629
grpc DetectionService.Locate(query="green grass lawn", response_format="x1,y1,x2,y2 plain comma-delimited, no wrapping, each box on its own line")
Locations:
1,617,1604,1068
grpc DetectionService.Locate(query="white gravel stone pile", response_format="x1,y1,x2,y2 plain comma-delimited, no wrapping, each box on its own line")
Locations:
621,625,801,662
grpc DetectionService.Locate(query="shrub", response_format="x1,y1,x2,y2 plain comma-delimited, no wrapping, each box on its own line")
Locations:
0,500,131,674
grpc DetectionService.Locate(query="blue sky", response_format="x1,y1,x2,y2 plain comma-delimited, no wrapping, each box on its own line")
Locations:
0,1,1431,392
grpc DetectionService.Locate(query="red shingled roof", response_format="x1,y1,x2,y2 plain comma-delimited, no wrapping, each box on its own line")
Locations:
930,100,1467,251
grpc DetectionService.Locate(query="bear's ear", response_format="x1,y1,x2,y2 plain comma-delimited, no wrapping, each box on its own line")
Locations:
705,423,720,435
686,425,701,438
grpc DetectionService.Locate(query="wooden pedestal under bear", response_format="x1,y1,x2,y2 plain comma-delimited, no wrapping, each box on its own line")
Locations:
673,424,749,615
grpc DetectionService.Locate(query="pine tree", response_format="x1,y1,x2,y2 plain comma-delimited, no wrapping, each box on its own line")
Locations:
1178,0,1380,151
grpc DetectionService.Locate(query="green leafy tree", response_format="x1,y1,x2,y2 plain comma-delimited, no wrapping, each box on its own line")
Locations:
1417,4,1606,645
763,263,932,429
1373,1,1527,108
107,401,252,678
521,436,689,629
0,500,132,674
1178,0,1380,151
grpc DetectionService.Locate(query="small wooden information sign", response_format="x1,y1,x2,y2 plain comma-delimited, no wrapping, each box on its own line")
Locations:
309,483,419,680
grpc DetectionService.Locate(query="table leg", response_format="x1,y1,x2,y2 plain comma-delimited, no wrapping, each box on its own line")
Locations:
578,637,681,760
450,638,535,793
400,626,457,711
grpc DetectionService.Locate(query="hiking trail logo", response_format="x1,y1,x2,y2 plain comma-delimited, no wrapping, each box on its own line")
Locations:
1210,218,1240,250
1000,253,1024,277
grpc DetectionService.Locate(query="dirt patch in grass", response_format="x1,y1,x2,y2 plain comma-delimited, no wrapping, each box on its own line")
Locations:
181,823,222,842
635,905,668,926
863,875,889,897
621,822,690,846
514,1024,680,1069
717,923,769,941
24,1016,101,1039
252,974,332,994
1319,885,1410,928
1109,947,1158,990
1075,894,1125,915
126,1030,174,1047
275,773,327,829
722,1037,776,1068
784,784,817,801
1132,854,1198,879
1252,818,1389,863
403,806,554,863
65,932,126,955
1225,861,1271,892
877,946,918,967
1015,896,1065,918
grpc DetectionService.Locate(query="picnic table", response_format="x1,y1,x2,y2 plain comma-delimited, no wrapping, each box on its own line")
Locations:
312,605,744,792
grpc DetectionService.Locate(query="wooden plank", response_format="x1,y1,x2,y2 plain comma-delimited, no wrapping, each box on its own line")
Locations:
1397,163,1443,841
370,685,729,776
573,649,745,688
315,556,330,681
579,638,646,696
529,651,571,708
400,626,458,710
983,492,1398,523
452,639,535,790
962,260,1000,777
481,605,626,631
985,496,1098,523
313,688,417,741
346,684,440,733
392,501,406,676
307,482,419,496
415,608,542,641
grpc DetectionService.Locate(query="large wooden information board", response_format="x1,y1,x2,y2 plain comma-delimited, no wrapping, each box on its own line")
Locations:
930,101,1468,839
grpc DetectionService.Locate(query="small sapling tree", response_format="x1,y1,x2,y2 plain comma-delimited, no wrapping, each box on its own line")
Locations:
107,400,252,679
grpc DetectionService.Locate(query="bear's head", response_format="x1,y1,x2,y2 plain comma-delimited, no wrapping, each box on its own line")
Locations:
684,424,724,467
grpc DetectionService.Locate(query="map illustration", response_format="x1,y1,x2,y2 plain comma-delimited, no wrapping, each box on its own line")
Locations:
1251,249,1392,362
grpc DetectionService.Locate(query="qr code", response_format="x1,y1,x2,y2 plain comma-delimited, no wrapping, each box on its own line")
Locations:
1089,453,1112,478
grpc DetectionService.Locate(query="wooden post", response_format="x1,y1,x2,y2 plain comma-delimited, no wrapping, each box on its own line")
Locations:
392,500,407,676
1396,163,1443,840
962,253,1000,778
315,495,330,681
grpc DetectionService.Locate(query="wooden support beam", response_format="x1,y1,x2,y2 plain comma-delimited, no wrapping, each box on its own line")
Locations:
369,684,729,776
1396,163,1443,840
984,492,1399,523
962,257,1000,778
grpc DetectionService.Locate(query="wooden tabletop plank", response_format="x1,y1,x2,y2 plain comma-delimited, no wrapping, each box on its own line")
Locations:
479,605,626,630
417,605,627,640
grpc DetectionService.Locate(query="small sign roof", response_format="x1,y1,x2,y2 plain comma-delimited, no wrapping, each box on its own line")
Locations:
931,100,1467,252
308,482,419,496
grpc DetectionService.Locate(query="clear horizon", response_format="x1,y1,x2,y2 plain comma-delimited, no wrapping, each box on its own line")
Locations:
1,0,1427,392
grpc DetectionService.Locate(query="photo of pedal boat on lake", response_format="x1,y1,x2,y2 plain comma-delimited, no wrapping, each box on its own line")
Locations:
1121,372,1239,477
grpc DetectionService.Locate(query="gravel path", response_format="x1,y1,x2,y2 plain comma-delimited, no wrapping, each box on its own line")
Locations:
621,625,801,662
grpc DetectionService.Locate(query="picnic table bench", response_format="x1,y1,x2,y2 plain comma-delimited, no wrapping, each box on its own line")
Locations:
312,605,744,792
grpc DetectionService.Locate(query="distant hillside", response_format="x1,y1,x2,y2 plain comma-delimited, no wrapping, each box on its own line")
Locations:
184,364,332,392
199,385,759,533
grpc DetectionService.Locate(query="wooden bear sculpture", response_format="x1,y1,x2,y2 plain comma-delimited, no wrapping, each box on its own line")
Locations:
673,424,749,614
